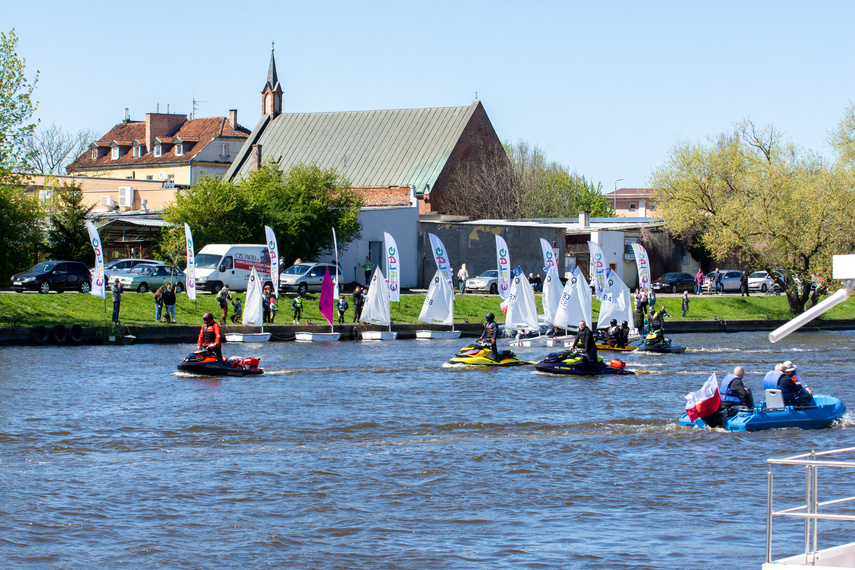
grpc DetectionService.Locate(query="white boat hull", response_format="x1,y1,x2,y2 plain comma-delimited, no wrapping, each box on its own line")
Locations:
416,330,462,339
510,335,547,347
224,332,271,343
295,332,341,342
361,330,398,341
546,335,574,347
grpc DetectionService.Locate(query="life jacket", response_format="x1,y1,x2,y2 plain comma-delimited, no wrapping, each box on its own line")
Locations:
720,373,743,404
608,325,620,342
481,321,499,341
763,370,784,390
200,321,221,347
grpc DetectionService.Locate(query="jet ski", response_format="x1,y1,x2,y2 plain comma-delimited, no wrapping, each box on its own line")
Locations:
448,341,529,366
534,349,634,376
595,340,637,352
679,394,845,432
177,350,264,376
635,331,686,354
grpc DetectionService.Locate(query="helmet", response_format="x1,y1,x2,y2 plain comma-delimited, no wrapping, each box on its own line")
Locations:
610,319,617,326
485,312,495,322
203,312,214,322
621,321,628,327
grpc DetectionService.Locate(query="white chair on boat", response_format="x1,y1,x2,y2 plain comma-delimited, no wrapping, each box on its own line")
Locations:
765,389,786,410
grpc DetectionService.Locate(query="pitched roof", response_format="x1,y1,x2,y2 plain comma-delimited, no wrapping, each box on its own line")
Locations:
68,116,251,172
226,100,482,194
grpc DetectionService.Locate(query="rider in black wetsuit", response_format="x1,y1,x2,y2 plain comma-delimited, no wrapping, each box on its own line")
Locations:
571,320,598,371
480,312,500,361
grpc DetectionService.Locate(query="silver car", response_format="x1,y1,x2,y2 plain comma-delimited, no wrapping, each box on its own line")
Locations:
465,270,499,294
279,262,343,295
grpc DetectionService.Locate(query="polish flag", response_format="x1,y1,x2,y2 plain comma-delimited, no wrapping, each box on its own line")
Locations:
685,374,721,422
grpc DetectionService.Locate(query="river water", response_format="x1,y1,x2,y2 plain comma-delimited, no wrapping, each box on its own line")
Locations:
2,330,855,569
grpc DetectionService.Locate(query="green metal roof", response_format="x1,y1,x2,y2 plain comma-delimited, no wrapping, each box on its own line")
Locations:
226,100,480,192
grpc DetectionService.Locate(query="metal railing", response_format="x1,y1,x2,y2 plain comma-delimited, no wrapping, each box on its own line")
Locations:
766,446,855,565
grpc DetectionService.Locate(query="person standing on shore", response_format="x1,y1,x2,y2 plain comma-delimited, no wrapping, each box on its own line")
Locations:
457,264,469,294
163,283,177,323
694,268,705,295
292,294,303,324
111,279,123,324
154,285,165,323
352,286,364,322
740,270,750,296
362,257,375,286
682,291,690,317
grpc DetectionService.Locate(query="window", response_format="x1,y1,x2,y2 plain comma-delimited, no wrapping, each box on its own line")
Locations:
111,147,119,160
133,145,141,158
146,175,153,180
220,143,229,157
629,203,636,211
154,143,162,157
175,143,184,156
91,148,97,160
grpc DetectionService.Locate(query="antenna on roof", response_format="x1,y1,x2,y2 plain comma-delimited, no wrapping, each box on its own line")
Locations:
192,97,208,119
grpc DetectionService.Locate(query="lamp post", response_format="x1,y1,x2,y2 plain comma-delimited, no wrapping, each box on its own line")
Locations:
613,178,625,211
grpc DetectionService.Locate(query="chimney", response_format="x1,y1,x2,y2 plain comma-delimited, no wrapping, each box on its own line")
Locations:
251,144,262,171
124,108,130,123
578,211,590,228
229,109,238,129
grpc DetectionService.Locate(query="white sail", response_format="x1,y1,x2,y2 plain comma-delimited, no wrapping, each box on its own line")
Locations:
359,267,391,327
541,264,564,325
505,269,540,332
553,267,592,330
242,267,264,327
418,268,454,326
596,269,633,329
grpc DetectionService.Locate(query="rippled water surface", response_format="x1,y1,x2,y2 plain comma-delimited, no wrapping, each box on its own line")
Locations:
2,331,855,568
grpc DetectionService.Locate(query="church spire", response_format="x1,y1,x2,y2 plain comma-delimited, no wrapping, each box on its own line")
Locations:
261,42,283,118
266,42,278,90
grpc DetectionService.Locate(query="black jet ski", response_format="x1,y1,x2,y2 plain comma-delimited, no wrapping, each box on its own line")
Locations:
177,350,264,376
635,331,685,354
448,341,529,366
534,349,634,376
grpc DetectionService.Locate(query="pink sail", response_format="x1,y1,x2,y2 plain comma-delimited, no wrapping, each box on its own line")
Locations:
319,268,335,326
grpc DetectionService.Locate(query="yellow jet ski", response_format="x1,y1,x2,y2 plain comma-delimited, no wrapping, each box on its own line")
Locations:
449,341,529,366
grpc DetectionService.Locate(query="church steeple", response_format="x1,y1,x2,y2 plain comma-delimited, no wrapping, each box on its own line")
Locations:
261,43,283,118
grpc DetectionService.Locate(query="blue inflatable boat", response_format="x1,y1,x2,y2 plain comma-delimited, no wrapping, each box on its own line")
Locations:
679,393,846,431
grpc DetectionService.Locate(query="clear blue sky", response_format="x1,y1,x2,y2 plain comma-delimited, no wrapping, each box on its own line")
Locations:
6,0,854,191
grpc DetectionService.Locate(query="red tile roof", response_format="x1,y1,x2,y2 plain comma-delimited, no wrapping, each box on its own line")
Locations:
68,116,250,173
354,186,413,208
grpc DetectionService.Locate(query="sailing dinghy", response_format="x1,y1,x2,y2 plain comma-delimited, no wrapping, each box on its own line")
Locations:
416,268,462,339
360,267,397,340
295,267,341,342
225,267,271,342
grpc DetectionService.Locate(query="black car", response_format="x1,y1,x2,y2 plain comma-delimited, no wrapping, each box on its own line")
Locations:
651,272,695,293
10,261,92,294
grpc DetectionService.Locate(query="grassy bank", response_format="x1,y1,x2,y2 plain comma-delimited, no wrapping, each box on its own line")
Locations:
1,290,855,328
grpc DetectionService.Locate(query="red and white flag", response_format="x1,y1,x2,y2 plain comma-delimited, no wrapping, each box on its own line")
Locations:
685,373,721,422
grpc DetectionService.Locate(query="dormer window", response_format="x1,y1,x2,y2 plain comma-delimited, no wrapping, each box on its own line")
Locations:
91,148,97,160
175,143,184,156
133,144,141,159
220,143,229,158
111,147,119,160
154,143,162,157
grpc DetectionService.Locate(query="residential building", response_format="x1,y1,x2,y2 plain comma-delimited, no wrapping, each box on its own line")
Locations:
67,109,251,185
602,187,657,217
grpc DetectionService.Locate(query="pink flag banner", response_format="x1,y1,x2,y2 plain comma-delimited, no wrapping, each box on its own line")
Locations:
428,233,454,288
85,221,105,299
588,240,608,301
319,268,335,325
264,225,279,298
184,223,196,301
383,231,400,302
496,234,511,300
631,243,651,292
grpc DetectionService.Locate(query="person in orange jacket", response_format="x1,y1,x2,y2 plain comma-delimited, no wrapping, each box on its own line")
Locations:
197,312,223,362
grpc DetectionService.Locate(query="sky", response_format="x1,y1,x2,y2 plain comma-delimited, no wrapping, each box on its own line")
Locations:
5,0,854,192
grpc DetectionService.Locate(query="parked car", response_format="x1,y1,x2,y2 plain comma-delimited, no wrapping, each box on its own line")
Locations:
748,270,785,293
705,270,743,293
465,270,499,294
651,272,695,293
94,258,165,282
113,264,186,293
279,262,343,295
11,261,92,294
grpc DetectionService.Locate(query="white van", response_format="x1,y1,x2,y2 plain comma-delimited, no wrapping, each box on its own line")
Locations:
193,244,274,293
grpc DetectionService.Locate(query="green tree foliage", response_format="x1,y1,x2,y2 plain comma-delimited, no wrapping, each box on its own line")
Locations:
160,163,362,265
0,184,43,280
650,119,855,315
46,182,95,263
0,28,38,185
442,140,613,219
829,101,855,167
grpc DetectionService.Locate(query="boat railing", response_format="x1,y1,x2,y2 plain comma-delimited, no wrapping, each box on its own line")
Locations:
766,446,855,565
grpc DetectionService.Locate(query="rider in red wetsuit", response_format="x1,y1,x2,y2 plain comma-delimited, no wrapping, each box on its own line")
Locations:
197,312,223,362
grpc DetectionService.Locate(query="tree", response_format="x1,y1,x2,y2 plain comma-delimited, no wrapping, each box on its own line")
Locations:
442,140,613,219
0,28,38,185
24,122,98,175
650,119,855,315
46,182,95,263
160,163,363,265
829,100,855,167
0,184,43,280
